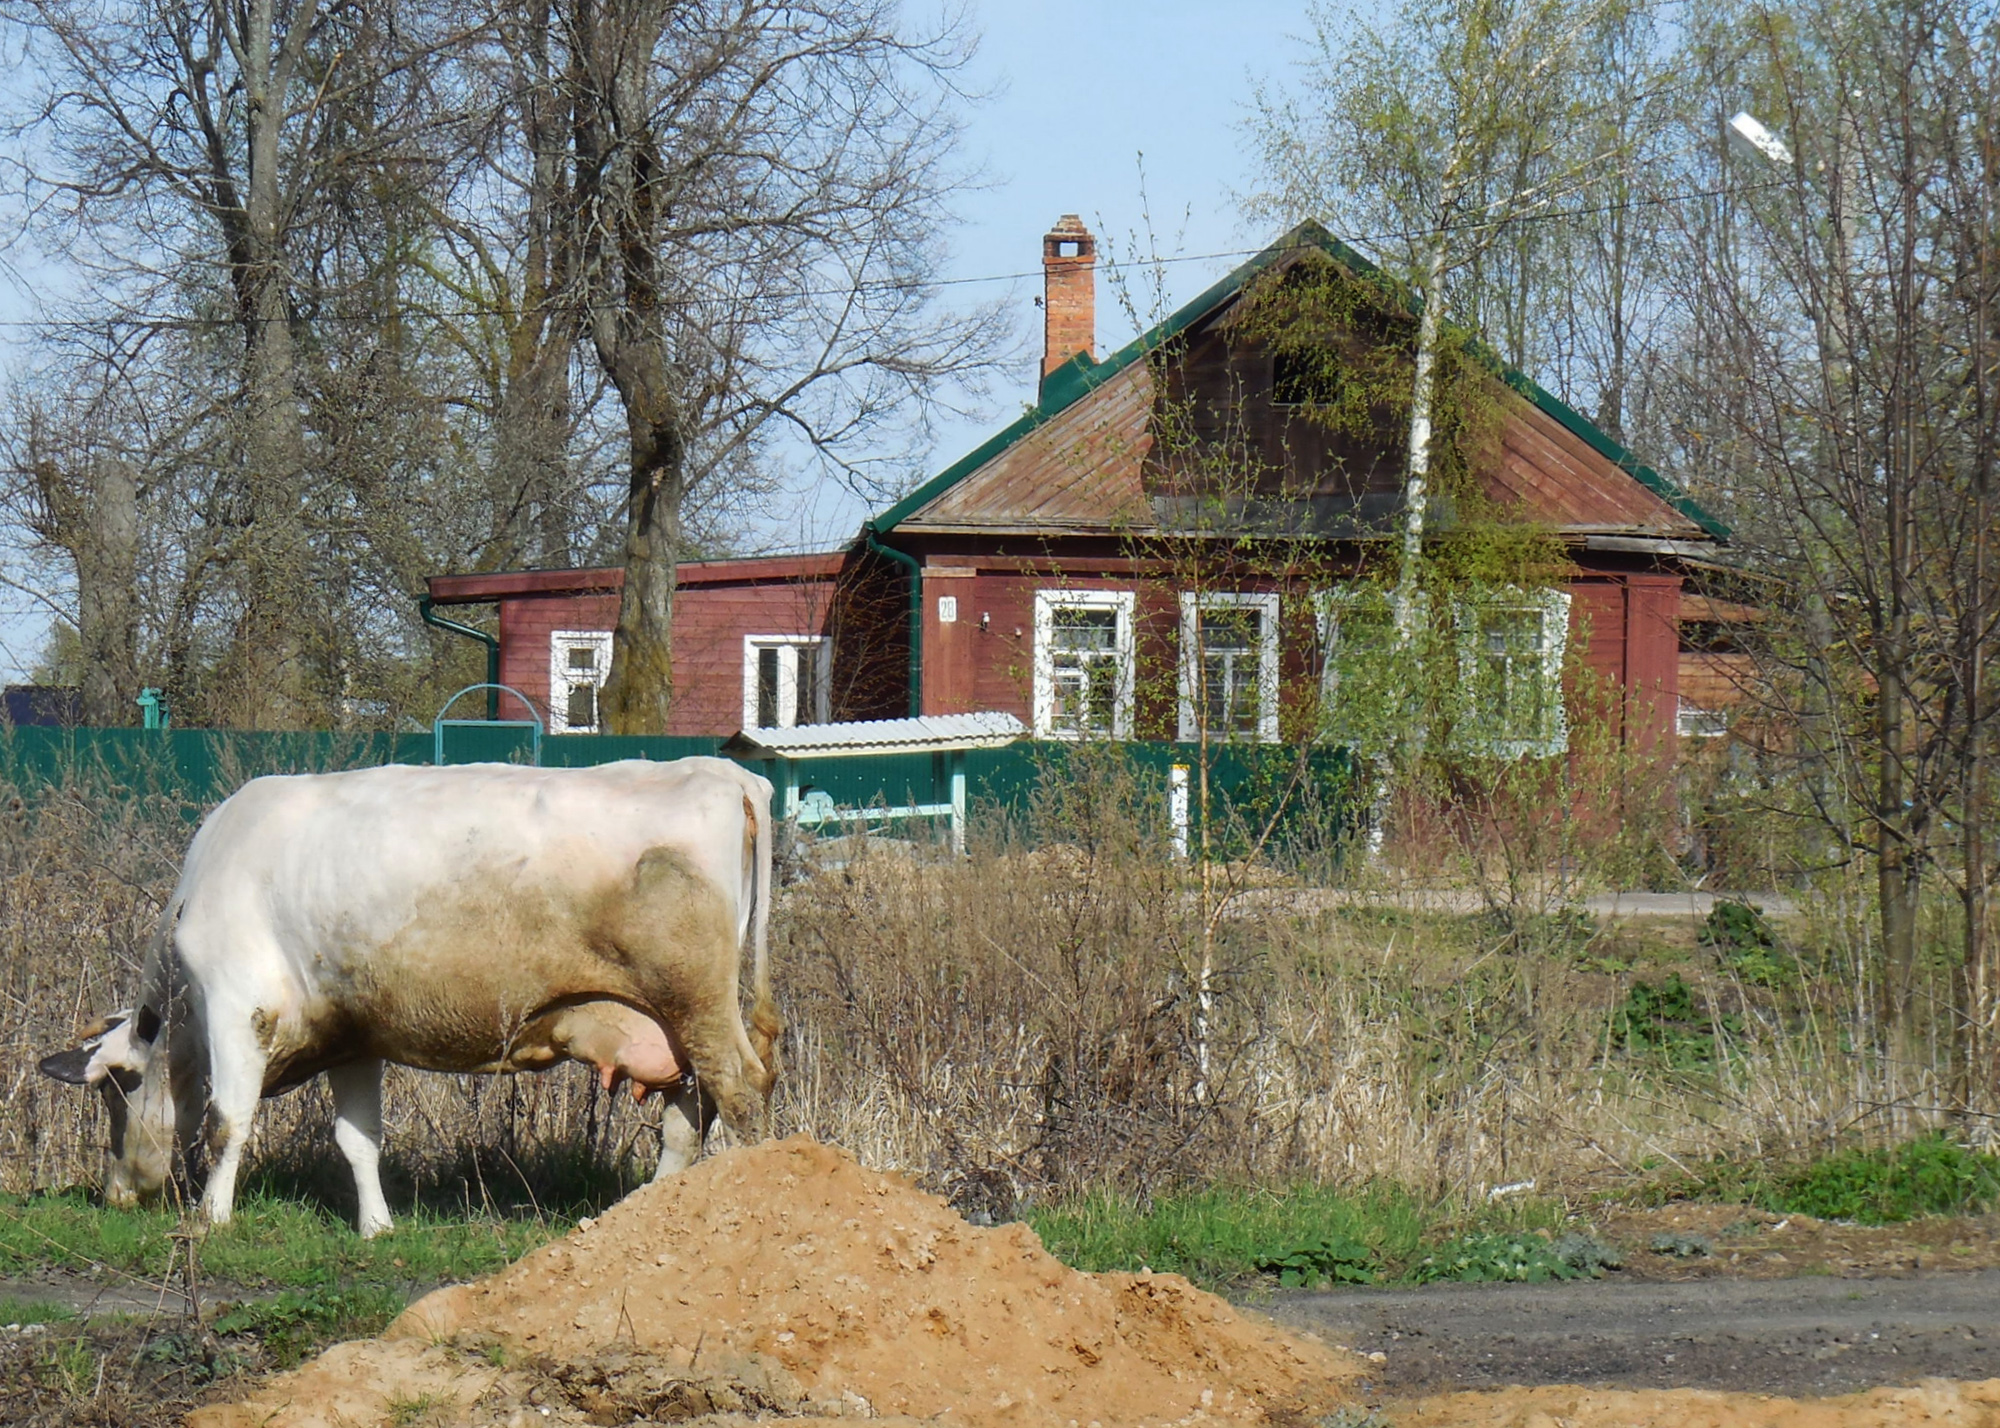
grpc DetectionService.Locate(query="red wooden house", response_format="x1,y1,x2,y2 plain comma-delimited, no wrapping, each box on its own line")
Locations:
424,219,1728,754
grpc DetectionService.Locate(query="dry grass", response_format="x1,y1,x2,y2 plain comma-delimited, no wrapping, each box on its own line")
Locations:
0,755,1982,1217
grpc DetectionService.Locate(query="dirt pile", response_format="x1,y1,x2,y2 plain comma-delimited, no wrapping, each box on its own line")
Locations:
1396,1378,2000,1426
190,1136,1360,1427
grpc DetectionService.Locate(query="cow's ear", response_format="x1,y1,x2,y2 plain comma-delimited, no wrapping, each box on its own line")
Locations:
38,1046,96,1085
77,1010,129,1041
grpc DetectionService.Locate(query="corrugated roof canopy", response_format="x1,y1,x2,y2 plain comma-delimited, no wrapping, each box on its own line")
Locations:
721,712,1026,759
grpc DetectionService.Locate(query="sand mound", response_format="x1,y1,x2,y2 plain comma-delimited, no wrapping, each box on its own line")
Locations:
1396,1378,2000,1426
191,1136,1360,1427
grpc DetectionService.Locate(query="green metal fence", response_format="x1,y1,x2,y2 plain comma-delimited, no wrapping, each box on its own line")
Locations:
0,725,1349,851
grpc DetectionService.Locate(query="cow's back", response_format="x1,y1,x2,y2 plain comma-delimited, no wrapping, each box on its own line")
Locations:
171,759,764,1081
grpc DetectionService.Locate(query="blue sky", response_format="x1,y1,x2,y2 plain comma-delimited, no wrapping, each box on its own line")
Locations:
785,0,1328,551
0,0,1328,682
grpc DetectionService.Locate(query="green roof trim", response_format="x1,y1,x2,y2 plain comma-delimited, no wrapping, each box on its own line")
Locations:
873,221,1728,543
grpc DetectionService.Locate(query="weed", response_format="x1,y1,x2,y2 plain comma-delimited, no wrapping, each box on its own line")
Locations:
1649,1232,1713,1258
1252,1234,1380,1288
42,1335,100,1399
1550,1233,1625,1274
1317,1411,1391,1428
1029,1183,1426,1291
1409,1232,1581,1284
387,1389,449,1427
1667,1134,2000,1224
0,1190,560,1290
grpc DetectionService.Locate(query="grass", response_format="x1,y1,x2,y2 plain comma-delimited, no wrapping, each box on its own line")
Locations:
0,1294,77,1325
212,1286,409,1368
1026,1180,1567,1290
0,1188,564,1291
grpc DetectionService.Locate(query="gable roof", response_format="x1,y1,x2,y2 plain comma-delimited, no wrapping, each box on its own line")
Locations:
872,222,1727,543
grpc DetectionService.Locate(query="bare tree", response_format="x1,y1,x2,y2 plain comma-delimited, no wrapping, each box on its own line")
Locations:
1685,0,2000,1085
537,0,1004,734
4,0,468,725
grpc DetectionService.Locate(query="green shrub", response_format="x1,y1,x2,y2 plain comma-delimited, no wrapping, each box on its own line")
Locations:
1770,1135,2000,1223
1701,900,1792,984
1611,973,1737,1067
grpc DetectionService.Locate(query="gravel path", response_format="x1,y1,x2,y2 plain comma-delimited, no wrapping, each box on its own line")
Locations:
1264,1268,2000,1399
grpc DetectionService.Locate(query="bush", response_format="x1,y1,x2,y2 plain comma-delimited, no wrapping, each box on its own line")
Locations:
1671,1133,2000,1224
1700,900,1792,985
1767,1135,2000,1223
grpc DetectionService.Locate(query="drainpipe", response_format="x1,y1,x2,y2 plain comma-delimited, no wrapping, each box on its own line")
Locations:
419,595,501,720
863,523,922,717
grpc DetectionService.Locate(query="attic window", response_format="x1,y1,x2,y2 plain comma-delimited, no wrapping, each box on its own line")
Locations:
1272,351,1342,408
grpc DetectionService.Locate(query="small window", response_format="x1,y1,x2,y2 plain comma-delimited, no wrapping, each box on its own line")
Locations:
1033,590,1135,739
1453,589,1571,758
1177,593,1280,743
1271,350,1346,409
1677,699,1728,738
549,631,613,734
742,636,830,730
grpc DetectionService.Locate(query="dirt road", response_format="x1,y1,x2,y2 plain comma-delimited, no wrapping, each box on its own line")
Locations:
1266,1268,2000,1400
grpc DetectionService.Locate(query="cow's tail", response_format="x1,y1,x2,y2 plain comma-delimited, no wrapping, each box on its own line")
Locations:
743,789,781,1104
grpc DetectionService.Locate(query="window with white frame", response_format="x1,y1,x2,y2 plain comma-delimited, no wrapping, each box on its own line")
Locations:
1033,590,1135,739
1314,587,1411,753
1677,698,1728,739
742,636,830,730
1178,592,1280,743
549,630,614,733
1453,589,1571,758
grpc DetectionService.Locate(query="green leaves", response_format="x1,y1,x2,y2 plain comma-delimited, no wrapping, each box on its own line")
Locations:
1410,1231,1583,1283
1253,1234,1382,1287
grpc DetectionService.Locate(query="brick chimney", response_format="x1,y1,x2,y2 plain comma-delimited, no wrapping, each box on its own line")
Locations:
1041,215,1095,382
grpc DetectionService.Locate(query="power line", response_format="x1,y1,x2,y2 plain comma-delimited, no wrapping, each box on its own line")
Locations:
0,176,1787,333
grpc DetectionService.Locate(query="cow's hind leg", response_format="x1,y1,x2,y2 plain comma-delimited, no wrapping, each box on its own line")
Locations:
328,1059,393,1238
655,1079,716,1178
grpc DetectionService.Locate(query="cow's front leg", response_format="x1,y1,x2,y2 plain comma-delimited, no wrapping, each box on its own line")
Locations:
197,1033,268,1230
655,1078,714,1178
328,1059,393,1238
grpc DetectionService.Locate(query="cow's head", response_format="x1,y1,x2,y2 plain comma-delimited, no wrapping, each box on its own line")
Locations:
39,1006,174,1206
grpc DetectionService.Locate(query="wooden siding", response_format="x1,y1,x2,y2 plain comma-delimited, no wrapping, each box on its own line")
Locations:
471,556,891,736
912,556,1679,749
900,318,1702,541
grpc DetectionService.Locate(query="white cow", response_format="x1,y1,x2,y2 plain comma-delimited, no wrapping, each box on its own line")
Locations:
39,757,779,1237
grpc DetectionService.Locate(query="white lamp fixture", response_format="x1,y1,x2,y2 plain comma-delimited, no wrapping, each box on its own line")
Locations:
1727,111,1793,167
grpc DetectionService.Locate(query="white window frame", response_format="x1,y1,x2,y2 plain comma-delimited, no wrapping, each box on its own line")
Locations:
1677,698,1728,739
1032,589,1136,740
1313,587,1415,753
549,630,614,734
1177,591,1281,744
742,635,831,731
1452,588,1571,759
